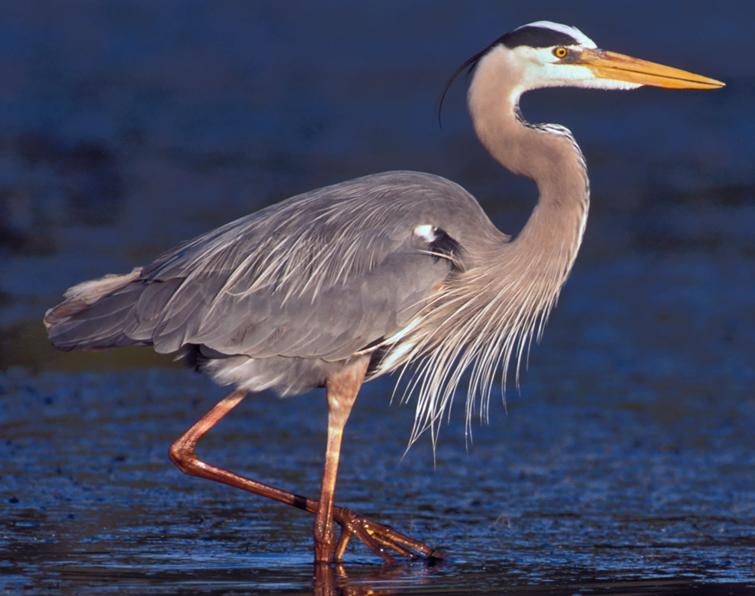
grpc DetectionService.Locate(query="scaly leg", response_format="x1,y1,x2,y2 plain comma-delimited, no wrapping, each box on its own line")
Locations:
313,358,367,562
169,389,315,512
168,381,442,563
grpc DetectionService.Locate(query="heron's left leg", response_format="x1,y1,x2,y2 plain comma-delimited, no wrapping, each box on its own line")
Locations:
313,357,369,563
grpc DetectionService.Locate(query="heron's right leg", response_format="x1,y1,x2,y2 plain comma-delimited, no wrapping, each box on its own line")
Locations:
168,388,443,563
168,389,317,513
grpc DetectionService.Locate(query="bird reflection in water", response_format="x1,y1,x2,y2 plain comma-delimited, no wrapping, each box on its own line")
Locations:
313,561,437,596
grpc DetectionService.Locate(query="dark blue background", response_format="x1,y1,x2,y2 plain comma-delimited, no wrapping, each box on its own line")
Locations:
1,2,753,593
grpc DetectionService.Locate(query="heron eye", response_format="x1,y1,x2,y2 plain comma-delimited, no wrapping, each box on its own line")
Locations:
553,46,569,59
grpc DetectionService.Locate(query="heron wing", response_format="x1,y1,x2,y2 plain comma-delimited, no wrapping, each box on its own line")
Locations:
125,171,498,360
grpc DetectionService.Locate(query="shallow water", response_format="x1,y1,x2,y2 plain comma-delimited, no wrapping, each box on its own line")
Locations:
3,356,753,593
1,2,754,594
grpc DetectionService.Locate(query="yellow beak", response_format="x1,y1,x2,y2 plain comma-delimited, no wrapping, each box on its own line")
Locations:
579,48,725,89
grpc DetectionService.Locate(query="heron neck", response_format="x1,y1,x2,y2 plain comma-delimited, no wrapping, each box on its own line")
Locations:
467,50,590,267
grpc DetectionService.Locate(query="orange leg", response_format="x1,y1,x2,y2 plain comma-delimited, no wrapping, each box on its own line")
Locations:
313,358,368,562
169,389,315,513
169,370,443,564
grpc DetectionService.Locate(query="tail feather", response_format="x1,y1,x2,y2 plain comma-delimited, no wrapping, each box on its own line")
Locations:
44,267,146,351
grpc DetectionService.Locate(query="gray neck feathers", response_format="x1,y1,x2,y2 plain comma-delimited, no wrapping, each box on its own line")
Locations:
398,47,591,447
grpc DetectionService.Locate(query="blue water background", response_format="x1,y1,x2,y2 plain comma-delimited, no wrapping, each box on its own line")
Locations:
1,1,753,593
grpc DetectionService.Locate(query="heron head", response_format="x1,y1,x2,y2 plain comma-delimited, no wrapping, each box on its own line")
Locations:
495,20,724,92
439,20,724,121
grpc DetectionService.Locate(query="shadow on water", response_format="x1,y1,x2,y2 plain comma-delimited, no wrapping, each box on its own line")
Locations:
1,1,754,594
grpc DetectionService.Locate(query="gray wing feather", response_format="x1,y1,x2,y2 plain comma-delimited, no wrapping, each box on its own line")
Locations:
49,171,502,360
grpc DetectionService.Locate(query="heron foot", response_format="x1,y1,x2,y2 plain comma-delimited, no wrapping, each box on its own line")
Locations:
331,506,445,564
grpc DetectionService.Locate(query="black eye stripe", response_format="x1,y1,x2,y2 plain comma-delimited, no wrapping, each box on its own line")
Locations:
500,26,579,49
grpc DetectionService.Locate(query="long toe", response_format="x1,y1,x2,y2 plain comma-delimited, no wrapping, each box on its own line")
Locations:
333,506,443,563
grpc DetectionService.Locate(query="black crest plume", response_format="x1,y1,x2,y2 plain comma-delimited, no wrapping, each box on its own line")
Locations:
437,25,580,127
436,45,490,128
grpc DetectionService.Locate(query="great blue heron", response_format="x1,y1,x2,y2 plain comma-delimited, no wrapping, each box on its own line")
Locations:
44,21,723,564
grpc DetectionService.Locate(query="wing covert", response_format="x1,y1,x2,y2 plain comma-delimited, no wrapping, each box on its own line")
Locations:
127,171,492,360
